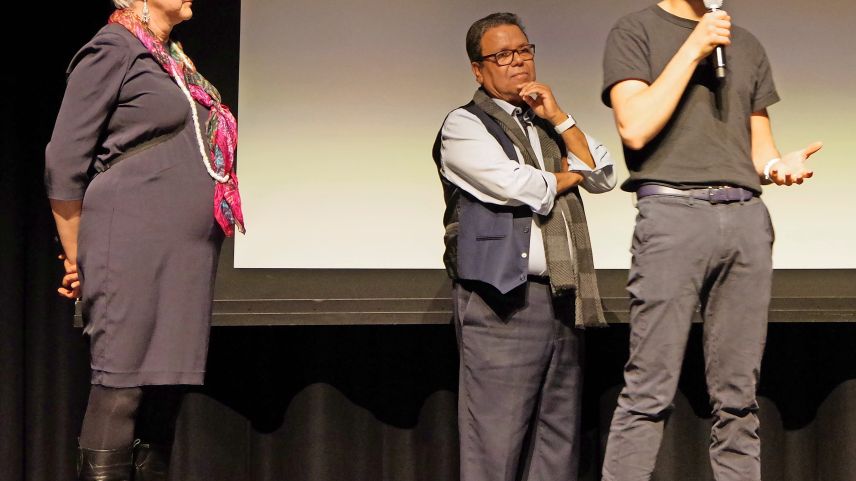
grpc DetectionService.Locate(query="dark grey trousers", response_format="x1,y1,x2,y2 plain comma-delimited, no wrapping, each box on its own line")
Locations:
602,195,774,481
454,279,584,481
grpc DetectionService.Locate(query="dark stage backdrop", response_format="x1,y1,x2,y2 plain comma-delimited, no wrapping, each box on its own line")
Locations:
2,2,856,481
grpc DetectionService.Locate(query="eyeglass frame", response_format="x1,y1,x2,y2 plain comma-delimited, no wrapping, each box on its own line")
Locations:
477,44,536,66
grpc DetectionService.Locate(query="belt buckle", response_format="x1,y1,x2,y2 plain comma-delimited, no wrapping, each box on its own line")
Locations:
708,185,733,204
706,187,720,204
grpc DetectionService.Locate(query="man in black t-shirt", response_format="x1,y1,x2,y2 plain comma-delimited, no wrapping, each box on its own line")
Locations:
600,1,822,480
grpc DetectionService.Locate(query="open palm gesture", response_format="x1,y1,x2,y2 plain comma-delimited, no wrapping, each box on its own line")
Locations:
769,141,822,186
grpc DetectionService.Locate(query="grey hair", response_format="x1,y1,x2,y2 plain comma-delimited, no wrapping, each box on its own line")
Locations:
466,12,527,62
112,0,134,8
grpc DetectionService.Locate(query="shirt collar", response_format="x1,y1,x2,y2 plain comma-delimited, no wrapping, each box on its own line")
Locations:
491,98,535,125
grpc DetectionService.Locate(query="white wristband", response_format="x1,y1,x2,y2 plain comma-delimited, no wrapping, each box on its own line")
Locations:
763,158,781,182
554,113,577,135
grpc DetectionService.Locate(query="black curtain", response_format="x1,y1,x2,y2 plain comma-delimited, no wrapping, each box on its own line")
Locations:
3,2,856,480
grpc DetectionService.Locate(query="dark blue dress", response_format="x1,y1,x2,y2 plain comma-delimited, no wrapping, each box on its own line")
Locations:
45,24,223,387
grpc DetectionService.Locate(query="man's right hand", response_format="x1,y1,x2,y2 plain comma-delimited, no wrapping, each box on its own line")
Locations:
684,10,731,61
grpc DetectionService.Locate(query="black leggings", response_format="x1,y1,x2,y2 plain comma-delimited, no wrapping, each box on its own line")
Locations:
78,385,185,450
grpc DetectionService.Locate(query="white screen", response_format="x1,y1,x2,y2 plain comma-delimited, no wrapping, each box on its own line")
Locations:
236,0,856,269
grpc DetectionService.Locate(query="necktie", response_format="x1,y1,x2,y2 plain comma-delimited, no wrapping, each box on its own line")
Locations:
514,107,535,139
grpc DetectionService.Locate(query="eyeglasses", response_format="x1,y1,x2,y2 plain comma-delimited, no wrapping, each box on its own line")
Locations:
478,44,535,66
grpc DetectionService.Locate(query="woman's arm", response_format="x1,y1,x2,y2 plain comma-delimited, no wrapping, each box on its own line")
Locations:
50,199,82,299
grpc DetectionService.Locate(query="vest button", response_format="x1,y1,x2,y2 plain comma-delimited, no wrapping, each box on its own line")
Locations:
521,252,528,259
524,227,530,233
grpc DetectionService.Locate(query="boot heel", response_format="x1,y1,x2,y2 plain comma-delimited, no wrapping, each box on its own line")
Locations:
133,442,172,481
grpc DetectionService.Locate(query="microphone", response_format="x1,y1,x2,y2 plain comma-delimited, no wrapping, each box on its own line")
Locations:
703,0,726,79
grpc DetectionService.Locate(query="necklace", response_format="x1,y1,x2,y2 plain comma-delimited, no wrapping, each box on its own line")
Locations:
171,67,230,183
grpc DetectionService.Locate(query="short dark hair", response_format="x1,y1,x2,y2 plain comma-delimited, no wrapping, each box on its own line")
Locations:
466,12,527,63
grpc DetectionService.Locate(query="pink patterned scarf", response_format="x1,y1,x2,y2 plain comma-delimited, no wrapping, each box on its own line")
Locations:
109,8,245,236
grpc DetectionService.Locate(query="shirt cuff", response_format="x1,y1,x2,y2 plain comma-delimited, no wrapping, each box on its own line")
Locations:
567,134,613,173
535,171,558,216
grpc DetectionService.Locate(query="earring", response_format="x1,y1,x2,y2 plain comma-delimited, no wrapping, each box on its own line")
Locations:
141,0,151,24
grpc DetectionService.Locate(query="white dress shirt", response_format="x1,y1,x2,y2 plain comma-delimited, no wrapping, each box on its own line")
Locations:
439,98,616,275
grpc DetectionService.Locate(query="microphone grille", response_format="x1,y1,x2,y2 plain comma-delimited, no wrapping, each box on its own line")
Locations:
703,0,724,8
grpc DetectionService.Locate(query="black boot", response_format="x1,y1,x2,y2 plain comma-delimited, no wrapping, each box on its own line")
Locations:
133,442,171,481
77,444,134,481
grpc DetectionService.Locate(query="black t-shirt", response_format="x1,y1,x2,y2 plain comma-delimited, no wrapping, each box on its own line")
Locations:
602,5,780,193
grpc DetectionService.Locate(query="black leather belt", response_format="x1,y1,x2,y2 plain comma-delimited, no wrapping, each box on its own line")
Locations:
636,184,756,204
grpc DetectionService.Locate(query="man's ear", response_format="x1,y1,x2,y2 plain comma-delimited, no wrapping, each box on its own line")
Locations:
471,62,484,85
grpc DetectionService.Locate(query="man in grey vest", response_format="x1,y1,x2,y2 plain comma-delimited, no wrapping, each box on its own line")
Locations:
433,12,616,481
599,1,822,480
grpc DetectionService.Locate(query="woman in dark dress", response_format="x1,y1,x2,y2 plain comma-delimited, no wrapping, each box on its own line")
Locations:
45,0,244,479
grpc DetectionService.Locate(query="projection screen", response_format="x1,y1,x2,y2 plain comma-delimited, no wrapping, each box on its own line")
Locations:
235,0,855,270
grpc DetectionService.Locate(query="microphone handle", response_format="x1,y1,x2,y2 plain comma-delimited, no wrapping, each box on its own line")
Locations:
708,6,727,79
714,46,726,79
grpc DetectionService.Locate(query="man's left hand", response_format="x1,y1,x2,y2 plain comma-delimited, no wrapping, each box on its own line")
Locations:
770,141,823,186
518,82,568,127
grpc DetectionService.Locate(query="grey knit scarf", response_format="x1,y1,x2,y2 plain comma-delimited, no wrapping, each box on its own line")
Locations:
473,89,606,327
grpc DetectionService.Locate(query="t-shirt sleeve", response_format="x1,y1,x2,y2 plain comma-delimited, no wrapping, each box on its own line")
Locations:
602,23,651,107
44,32,129,200
751,43,779,112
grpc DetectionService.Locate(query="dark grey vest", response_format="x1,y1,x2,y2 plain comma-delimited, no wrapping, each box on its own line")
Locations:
432,102,534,294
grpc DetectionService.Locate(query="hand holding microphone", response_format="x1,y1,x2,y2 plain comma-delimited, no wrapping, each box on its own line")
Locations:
703,0,728,78
686,1,731,77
